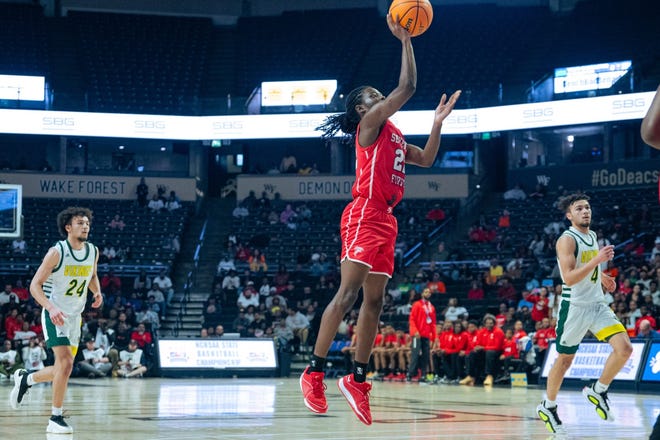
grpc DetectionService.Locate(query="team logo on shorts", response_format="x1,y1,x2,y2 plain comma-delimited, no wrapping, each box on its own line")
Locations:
353,246,364,255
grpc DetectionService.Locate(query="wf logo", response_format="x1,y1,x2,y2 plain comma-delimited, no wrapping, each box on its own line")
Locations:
536,175,550,186
263,184,276,194
427,181,440,191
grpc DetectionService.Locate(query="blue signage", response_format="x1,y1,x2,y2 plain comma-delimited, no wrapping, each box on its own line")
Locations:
641,342,660,382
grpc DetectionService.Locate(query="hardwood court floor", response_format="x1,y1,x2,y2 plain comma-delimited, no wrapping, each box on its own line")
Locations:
0,376,656,439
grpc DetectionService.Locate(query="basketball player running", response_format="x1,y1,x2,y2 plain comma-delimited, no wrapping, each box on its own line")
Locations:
299,13,460,425
537,194,632,434
9,207,103,434
641,84,660,440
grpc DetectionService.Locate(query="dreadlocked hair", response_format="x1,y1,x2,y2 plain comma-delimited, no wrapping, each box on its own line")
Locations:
317,86,368,142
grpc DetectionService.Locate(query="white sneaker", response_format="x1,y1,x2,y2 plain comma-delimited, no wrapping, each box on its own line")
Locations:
582,383,614,421
46,415,74,434
9,369,30,410
537,402,566,434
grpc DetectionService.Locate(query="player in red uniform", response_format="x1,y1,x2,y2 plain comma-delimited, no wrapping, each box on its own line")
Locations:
299,13,461,426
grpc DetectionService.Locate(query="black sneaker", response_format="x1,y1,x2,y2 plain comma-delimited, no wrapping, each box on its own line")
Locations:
9,369,30,409
47,415,73,434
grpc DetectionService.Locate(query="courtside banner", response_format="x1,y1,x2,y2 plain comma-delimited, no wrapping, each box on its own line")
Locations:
158,339,277,370
541,341,645,381
236,174,468,201
641,342,660,382
508,160,660,192
0,173,197,201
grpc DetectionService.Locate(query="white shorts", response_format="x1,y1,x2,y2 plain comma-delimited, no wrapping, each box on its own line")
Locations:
555,300,626,354
42,308,82,349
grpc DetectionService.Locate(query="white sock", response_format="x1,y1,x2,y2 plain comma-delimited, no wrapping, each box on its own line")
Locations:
594,381,608,393
544,399,557,408
26,374,36,386
52,406,63,416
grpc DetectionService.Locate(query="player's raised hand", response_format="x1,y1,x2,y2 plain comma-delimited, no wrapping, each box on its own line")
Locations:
434,90,461,125
387,12,411,42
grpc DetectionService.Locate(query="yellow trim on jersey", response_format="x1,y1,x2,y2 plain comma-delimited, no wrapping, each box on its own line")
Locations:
594,323,626,341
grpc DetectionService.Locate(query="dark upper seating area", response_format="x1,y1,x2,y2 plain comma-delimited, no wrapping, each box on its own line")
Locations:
0,3,49,77
0,1,657,115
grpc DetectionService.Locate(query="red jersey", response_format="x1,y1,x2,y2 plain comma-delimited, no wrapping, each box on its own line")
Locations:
534,327,556,350
481,327,505,351
374,333,384,347
383,333,398,347
445,331,467,355
528,295,550,322
502,339,519,358
513,329,527,342
354,119,407,209
465,330,481,354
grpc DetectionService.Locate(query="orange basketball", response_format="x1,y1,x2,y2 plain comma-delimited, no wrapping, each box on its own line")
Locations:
389,0,433,37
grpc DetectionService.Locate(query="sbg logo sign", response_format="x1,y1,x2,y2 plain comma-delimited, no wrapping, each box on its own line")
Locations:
212,121,243,131
134,120,166,130
612,98,645,113
523,107,553,121
42,117,75,129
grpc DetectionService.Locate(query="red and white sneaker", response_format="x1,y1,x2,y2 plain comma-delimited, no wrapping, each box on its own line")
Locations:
300,367,328,414
337,374,372,425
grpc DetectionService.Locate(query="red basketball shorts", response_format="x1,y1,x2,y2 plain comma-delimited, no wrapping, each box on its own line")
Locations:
340,197,398,277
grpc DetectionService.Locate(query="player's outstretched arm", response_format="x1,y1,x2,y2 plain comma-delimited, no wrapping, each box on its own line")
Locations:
641,84,660,149
406,90,461,167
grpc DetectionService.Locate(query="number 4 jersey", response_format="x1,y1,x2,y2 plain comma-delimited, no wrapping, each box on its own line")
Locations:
43,240,97,316
558,227,606,305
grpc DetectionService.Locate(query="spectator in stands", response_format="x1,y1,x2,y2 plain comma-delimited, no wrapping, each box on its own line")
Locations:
166,191,181,211
152,269,174,308
248,249,268,274
480,315,505,386
528,233,546,258
138,298,161,330
22,337,46,373
217,254,236,277
443,297,468,322
0,339,23,378
214,324,224,338
527,287,550,323
257,191,271,212
279,152,298,173
426,272,446,294
432,241,449,263
145,284,165,314
425,204,446,223
467,280,485,300
130,323,152,350
136,177,149,207
532,317,555,368
0,285,20,311
148,194,165,213
232,202,249,218
286,307,311,351
78,338,112,378
117,339,147,378
498,209,511,228
636,320,660,340
14,321,37,344
237,282,259,309
108,214,126,231
12,237,27,255
232,309,250,337
497,277,518,305
528,183,547,199
133,270,152,298
485,259,504,286
11,279,29,302
280,204,298,229
101,270,122,295
503,183,527,201
101,243,117,263
242,190,259,211
234,242,251,262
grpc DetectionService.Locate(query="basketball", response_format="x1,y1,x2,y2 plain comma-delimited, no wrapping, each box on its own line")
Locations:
389,0,433,37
